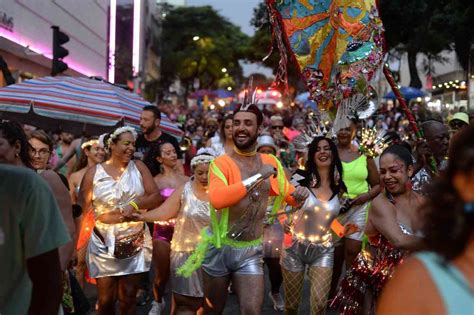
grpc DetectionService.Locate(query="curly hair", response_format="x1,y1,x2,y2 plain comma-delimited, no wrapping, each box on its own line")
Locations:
302,136,347,195
422,124,474,260
0,121,34,169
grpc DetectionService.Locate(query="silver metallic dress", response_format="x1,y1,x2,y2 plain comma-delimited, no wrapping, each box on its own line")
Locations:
281,192,341,272
171,181,210,297
86,162,152,278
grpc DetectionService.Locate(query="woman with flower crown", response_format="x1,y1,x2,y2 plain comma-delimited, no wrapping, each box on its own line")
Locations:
68,137,105,288
133,147,216,315
78,126,161,314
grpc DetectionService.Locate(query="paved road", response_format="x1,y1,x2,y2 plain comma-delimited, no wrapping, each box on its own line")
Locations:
85,271,338,314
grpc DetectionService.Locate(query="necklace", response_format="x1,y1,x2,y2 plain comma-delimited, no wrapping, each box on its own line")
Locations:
234,146,256,157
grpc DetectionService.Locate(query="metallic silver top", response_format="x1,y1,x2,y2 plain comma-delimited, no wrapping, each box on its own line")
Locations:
92,161,145,241
290,191,340,246
171,181,210,252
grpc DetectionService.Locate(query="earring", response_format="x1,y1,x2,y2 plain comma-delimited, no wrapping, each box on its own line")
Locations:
310,173,319,188
15,153,19,158
334,167,340,183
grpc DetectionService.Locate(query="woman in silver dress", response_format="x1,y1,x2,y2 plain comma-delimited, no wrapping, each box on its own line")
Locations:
79,126,160,315
134,148,215,314
281,137,355,315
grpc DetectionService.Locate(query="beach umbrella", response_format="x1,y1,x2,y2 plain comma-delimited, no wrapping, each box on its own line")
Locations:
0,76,182,136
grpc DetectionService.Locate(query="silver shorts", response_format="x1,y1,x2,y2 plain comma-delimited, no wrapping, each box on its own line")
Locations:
202,243,263,277
280,239,334,272
338,202,370,241
171,251,204,297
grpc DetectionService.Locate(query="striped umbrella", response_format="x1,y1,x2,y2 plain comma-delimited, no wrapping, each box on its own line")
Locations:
0,76,183,136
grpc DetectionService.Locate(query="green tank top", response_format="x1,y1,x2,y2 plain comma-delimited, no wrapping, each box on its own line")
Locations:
342,155,369,198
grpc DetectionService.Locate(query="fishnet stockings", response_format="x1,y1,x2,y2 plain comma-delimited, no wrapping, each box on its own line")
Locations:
75,245,88,287
282,268,304,315
308,266,332,315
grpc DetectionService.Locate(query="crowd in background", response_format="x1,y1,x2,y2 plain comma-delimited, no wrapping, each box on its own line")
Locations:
1,98,473,315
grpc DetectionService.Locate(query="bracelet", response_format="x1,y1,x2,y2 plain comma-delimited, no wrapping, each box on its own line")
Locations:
129,200,139,212
242,173,264,191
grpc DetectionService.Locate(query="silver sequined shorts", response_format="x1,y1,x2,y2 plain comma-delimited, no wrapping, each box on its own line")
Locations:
202,243,264,277
170,251,204,297
280,239,334,273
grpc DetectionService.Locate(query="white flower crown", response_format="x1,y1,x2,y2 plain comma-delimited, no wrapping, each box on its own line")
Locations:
81,139,99,150
107,126,137,147
191,147,217,167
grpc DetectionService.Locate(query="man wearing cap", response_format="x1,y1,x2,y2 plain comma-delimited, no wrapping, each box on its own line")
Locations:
179,103,309,314
449,112,469,134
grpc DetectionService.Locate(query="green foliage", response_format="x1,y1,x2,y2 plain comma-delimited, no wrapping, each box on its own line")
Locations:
380,0,473,87
159,6,249,94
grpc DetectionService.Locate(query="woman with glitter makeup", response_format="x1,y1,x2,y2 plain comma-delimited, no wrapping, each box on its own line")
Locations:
378,126,474,315
281,137,356,315
148,141,189,314
78,126,160,315
134,148,215,315
331,144,425,314
68,138,105,288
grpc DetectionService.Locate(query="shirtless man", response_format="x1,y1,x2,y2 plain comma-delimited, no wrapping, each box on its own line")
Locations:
201,103,309,314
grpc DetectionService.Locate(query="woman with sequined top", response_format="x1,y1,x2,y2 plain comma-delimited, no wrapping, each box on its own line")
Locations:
331,145,425,314
378,125,474,315
78,126,161,315
148,141,189,312
281,137,356,315
134,148,215,315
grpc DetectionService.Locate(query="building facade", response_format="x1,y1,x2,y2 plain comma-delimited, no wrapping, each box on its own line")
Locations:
0,0,109,85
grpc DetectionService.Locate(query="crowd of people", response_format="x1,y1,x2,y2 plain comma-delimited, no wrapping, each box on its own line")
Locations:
0,96,473,315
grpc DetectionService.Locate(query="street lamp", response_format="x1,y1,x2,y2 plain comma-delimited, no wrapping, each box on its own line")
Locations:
193,36,200,41
221,67,227,73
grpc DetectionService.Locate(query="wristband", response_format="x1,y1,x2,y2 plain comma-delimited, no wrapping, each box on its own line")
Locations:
129,200,139,212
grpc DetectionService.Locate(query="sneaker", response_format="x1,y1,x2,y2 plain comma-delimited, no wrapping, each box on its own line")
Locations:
148,300,165,315
136,289,149,306
269,292,284,311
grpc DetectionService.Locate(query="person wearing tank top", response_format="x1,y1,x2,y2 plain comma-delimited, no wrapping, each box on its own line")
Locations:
332,145,425,314
149,142,189,313
330,119,381,299
378,125,474,315
134,148,215,315
78,126,161,314
280,137,357,315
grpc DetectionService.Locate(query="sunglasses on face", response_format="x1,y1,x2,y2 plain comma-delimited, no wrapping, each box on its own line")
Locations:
271,125,284,130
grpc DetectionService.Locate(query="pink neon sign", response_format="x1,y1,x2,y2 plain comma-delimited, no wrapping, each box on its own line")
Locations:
108,0,117,83
0,26,95,76
132,0,141,76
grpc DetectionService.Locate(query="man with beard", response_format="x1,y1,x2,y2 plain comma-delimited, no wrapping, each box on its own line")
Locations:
136,105,184,176
412,120,449,193
187,103,309,314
